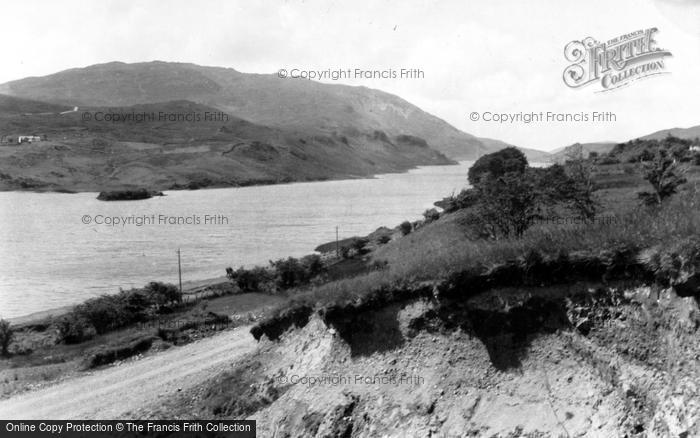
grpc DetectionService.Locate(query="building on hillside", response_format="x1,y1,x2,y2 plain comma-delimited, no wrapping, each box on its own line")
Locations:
689,145,700,153
18,135,43,144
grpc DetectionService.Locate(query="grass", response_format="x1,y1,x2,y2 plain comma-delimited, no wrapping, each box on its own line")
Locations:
254,169,700,326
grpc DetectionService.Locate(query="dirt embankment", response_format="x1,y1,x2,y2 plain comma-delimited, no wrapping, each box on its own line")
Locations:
150,249,700,437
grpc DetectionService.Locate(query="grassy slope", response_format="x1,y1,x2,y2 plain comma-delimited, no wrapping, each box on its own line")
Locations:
0,99,454,192
253,164,700,316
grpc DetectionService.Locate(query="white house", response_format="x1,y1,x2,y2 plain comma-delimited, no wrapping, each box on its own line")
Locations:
18,135,42,144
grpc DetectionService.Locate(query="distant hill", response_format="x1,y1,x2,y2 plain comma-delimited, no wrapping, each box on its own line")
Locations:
549,142,617,163
548,124,700,163
0,94,71,116
0,61,497,160
0,98,454,192
477,137,550,163
640,125,700,141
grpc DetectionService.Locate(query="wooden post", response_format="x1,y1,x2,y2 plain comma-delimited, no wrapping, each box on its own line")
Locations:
335,226,339,257
177,248,183,294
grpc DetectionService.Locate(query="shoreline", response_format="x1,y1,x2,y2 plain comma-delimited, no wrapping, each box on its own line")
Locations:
0,158,461,195
6,275,231,326
1,160,474,325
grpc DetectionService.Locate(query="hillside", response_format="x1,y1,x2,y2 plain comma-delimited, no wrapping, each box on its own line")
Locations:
133,165,700,436
548,142,617,163
641,125,700,141
478,137,551,163
0,99,453,192
0,61,548,161
549,124,700,163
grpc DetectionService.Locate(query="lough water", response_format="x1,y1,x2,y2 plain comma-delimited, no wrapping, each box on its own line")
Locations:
0,161,472,318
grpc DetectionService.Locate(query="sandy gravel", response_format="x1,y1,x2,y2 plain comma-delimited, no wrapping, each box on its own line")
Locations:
0,325,256,419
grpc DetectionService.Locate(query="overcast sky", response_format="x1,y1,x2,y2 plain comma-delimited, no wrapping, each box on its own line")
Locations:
1,0,698,151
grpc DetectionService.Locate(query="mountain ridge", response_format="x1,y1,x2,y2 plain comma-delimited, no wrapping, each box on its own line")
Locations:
0,61,543,161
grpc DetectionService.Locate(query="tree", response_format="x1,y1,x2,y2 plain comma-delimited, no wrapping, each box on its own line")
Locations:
468,147,528,186
145,281,182,306
474,171,541,238
563,146,598,220
271,257,304,289
226,266,272,292
638,149,687,206
399,221,412,235
0,319,12,356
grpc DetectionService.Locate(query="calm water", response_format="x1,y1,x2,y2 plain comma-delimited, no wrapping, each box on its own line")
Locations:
0,161,473,318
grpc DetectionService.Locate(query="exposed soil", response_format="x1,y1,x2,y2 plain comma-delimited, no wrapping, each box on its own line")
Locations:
154,281,699,437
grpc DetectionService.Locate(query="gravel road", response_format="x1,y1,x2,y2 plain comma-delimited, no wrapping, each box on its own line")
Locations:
0,326,256,419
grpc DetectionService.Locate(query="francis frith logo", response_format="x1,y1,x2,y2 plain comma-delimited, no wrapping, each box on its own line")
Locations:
563,28,672,92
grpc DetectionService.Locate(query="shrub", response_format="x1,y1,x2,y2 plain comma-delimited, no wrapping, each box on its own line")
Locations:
0,319,12,356
57,316,97,344
57,285,160,342
300,254,325,279
85,336,155,368
226,266,273,292
400,221,412,235
351,237,369,255
638,149,687,206
423,208,440,223
377,234,392,245
145,281,182,306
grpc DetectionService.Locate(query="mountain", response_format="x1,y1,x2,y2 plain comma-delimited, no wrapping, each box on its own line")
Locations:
0,61,499,160
549,142,617,163
0,97,453,192
640,125,700,141
477,137,551,163
548,124,700,163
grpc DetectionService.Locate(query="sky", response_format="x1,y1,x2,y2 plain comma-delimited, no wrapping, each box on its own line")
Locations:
1,0,699,151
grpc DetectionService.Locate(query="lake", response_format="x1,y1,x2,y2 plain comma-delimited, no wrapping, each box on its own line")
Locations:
0,161,473,318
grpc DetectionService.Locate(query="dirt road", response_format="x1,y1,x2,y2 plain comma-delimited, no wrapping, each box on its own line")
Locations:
0,326,256,419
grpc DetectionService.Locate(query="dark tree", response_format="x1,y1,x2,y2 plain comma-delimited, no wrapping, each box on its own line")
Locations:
467,147,528,186
638,149,687,206
0,319,12,356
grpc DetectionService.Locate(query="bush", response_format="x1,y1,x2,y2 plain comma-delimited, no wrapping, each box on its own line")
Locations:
351,237,369,255
400,221,412,235
228,255,325,292
145,281,182,306
85,336,155,368
56,285,162,342
57,316,97,344
377,234,391,245
0,319,13,356
423,208,440,223
638,149,687,206
226,266,273,292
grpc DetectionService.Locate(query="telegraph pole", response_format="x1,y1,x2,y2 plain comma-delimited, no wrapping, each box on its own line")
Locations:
177,248,183,294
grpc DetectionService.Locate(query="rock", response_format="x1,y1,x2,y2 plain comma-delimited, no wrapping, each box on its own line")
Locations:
576,318,592,336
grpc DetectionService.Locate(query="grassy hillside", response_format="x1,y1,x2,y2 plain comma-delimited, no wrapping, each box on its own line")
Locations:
0,99,454,192
0,62,491,159
0,61,551,161
549,142,617,163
